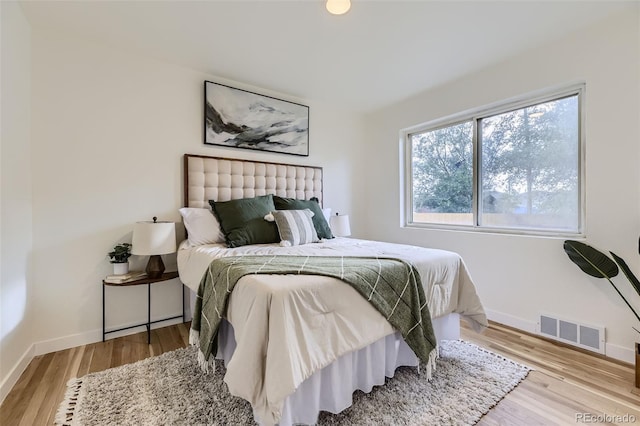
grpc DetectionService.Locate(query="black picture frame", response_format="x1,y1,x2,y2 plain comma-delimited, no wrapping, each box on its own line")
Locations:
204,81,309,157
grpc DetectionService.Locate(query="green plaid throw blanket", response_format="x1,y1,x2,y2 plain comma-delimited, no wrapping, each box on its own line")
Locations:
190,255,438,374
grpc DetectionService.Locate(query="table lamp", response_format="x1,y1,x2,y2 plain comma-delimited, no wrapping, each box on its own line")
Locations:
330,213,351,237
131,217,176,278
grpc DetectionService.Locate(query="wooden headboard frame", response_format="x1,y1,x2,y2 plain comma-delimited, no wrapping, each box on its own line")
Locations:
183,154,324,208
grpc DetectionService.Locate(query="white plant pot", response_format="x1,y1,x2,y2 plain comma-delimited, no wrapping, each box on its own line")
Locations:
113,262,129,275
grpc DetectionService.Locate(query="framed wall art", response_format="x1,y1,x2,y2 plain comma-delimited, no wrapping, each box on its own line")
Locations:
204,81,309,156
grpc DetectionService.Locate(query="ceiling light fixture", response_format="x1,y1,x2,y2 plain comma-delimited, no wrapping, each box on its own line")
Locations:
326,0,351,15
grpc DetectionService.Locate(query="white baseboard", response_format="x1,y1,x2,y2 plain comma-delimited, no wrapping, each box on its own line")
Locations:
34,329,101,356
485,309,635,364
0,344,34,405
34,314,185,356
604,342,635,364
484,308,537,334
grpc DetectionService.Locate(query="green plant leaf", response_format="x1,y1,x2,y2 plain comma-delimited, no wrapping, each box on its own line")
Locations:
610,251,640,298
563,240,619,279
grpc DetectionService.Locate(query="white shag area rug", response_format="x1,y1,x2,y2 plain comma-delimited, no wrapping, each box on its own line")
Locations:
56,340,530,426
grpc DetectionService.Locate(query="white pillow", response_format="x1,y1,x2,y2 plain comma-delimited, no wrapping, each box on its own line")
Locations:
322,208,332,223
178,207,225,246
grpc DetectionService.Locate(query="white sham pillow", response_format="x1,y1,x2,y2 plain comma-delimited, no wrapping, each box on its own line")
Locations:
322,208,332,223
178,207,225,246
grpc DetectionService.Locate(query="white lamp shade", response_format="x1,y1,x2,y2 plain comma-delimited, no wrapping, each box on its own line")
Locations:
330,215,351,237
131,221,176,255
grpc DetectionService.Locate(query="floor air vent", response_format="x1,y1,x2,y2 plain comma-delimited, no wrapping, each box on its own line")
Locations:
538,313,605,354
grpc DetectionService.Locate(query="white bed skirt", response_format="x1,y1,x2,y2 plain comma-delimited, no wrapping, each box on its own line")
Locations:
216,313,460,426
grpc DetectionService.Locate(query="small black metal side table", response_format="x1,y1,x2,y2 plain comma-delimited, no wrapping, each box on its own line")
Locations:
102,271,183,344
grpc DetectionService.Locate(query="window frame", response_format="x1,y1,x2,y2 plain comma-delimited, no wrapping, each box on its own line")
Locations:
401,83,586,237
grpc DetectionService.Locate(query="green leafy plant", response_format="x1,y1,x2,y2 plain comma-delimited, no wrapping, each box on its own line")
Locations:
564,240,640,335
108,243,132,264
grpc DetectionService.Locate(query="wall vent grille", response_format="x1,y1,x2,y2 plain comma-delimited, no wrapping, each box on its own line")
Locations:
537,313,605,354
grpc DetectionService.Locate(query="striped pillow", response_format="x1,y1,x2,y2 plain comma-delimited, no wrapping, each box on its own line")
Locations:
272,209,319,247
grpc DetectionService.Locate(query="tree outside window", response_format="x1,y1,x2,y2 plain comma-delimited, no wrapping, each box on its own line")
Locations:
407,87,582,235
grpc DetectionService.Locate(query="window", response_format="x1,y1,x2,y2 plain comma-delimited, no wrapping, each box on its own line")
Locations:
404,85,583,235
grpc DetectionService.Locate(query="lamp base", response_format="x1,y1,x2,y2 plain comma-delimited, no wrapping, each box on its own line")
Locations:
146,255,165,279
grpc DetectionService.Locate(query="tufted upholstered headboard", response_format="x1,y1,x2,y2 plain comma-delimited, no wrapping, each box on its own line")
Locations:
184,154,323,208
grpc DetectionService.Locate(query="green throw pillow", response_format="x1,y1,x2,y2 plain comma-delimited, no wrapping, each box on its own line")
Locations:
209,194,279,247
273,196,334,239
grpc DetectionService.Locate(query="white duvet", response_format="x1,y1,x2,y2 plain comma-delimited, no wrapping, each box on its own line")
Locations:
178,238,487,425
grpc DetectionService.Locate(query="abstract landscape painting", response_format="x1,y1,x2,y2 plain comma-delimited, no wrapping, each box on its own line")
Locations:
204,81,309,156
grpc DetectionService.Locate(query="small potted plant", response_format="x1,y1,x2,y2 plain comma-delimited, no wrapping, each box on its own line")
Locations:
108,243,132,275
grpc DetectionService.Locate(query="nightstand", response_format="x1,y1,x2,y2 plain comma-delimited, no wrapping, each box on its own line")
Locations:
102,271,183,344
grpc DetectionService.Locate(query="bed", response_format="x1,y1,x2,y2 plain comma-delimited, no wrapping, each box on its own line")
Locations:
178,154,488,426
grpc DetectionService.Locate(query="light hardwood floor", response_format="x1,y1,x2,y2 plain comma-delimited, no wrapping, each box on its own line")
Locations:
1,321,638,425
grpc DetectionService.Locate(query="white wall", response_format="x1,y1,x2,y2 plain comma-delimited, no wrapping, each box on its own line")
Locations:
0,1,35,402
28,30,366,352
363,9,640,361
